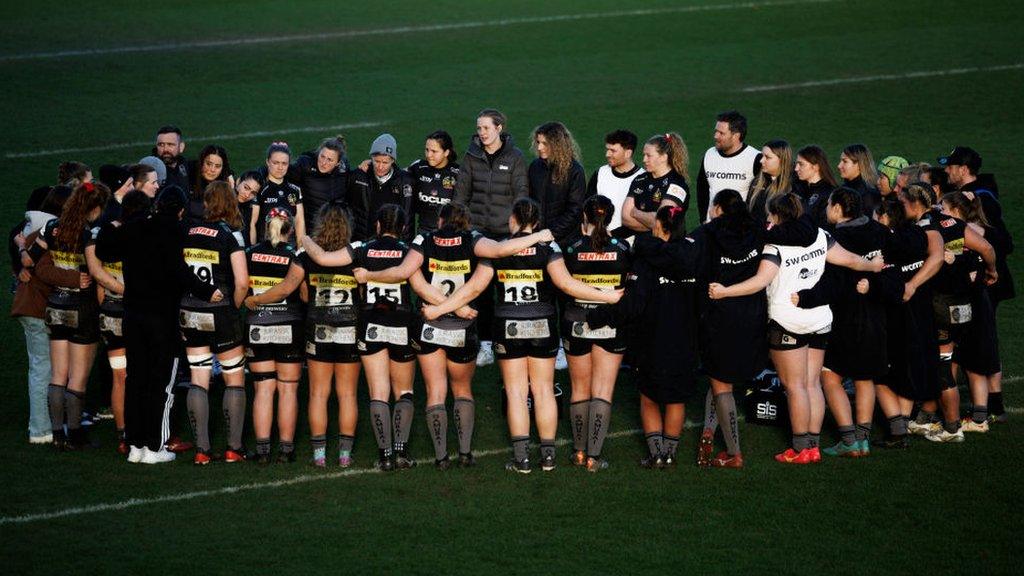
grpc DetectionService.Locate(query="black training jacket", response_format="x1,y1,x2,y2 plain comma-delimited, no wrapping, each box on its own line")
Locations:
290,153,350,232
95,212,215,314
347,168,415,242
528,158,586,246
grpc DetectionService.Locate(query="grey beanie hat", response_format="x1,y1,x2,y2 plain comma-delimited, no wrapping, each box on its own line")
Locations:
370,133,397,161
139,155,168,184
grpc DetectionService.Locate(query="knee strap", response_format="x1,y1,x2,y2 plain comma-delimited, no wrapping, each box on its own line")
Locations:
938,353,956,390
250,371,276,383
108,354,127,370
219,354,246,374
188,354,214,370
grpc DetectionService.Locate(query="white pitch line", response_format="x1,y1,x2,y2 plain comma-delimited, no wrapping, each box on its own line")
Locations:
0,425,666,526
741,63,1024,92
0,0,840,62
7,380,1024,526
5,121,388,160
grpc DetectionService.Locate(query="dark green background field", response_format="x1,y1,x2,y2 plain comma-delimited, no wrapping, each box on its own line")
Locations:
2,1,1021,574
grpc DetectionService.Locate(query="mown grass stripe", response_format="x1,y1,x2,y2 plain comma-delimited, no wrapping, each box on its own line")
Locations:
741,63,1024,92
5,121,388,159
0,0,840,62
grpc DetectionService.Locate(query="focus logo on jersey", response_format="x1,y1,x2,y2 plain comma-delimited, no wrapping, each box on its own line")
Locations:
367,249,403,258
51,250,84,269
308,274,357,289
576,252,618,261
188,226,219,237
184,248,219,264
497,270,543,282
433,236,462,247
418,193,449,205
572,274,620,287
250,252,289,265
428,259,471,274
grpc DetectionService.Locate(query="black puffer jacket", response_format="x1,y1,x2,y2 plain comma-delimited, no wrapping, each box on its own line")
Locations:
453,133,528,236
528,158,586,245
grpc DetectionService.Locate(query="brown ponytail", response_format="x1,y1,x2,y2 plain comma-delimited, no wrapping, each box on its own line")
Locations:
646,133,689,180
583,194,614,252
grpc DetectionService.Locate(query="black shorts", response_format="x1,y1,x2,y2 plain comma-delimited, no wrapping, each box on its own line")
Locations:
932,292,971,345
561,319,627,356
45,304,99,345
180,305,244,354
411,319,479,364
246,321,304,364
357,318,415,362
305,321,360,364
767,321,829,351
99,306,125,350
494,316,559,360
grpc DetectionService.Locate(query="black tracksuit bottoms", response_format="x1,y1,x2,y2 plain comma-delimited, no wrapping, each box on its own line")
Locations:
123,308,183,451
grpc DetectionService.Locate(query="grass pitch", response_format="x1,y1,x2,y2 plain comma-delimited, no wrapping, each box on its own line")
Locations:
2,1,1022,574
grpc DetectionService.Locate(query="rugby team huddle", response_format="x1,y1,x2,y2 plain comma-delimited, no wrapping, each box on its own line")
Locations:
10,108,1013,472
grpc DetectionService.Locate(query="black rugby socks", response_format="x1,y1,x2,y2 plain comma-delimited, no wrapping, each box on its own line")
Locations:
48,384,65,433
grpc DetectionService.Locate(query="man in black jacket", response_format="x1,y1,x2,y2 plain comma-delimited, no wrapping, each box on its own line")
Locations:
154,125,189,192
347,133,414,241
453,109,529,365
95,186,220,464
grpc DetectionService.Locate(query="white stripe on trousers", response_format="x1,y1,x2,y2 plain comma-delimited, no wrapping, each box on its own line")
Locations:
159,356,179,449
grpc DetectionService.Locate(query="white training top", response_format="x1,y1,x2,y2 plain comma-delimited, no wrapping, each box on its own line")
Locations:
762,228,834,334
594,164,644,231
701,144,761,220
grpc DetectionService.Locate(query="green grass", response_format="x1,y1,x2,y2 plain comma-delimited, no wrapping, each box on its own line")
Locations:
2,0,1023,574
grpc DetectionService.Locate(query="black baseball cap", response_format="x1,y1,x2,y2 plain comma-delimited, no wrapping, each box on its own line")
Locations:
937,146,981,172
98,164,131,192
